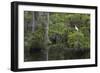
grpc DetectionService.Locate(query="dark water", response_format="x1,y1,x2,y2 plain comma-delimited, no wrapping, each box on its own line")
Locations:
24,47,90,62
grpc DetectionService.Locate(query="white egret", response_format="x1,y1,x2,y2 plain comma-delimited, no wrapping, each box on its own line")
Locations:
75,25,79,31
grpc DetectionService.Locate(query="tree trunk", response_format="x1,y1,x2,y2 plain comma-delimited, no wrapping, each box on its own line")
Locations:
40,12,49,61
44,13,49,61
31,12,35,32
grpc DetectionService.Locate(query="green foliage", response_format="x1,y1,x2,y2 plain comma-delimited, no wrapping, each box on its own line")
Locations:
24,11,33,23
49,12,90,49
49,13,67,36
24,11,90,61
67,31,84,48
24,25,45,49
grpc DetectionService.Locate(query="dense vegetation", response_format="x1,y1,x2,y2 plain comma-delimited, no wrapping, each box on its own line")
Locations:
24,11,90,61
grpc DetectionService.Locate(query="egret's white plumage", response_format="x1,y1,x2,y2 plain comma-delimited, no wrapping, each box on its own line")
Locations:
75,25,78,31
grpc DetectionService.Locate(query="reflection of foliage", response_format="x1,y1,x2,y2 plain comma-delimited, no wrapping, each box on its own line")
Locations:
48,43,65,60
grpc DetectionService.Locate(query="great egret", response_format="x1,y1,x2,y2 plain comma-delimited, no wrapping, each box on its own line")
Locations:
75,25,78,31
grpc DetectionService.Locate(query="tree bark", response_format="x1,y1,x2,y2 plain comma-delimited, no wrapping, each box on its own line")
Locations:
44,13,49,61
41,12,49,61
